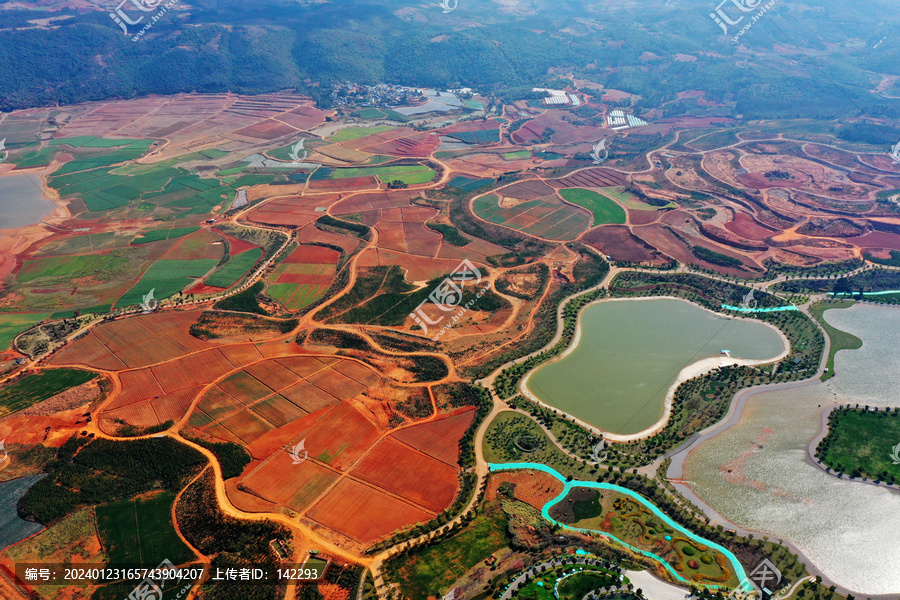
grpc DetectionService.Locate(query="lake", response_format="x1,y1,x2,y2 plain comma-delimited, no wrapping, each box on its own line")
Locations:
683,303,900,595
524,298,786,436
0,173,56,230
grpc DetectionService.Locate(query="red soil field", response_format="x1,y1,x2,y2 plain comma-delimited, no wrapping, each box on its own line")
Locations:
296,223,362,256
247,194,339,228
218,232,261,256
357,248,458,281
219,343,265,368
549,168,627,189
438,118,503,134
391,408,475,465
848,231,900,251
244,360,301,392
350,438,459,513
628,210,660,226
226,479,279,513
486,470,564,510
281,380,341,413
184,282,226,295
250,394,309,428
285,245,341,264
331,360,380,387
151,386,201,424
278,106,329,130
292,401,380,472
50,331,127,370
276,355,336,377
151,348,235,394
276,273,333,285
242,453,342,513
233,118,299,140
220,409,273,444
724,212,776,241
309,176,378,191
307,369,367,401
499,179,556,200
364,134,440,157
305,478,434,545
245,405,334,459
110,368,164,409
331,190,418,214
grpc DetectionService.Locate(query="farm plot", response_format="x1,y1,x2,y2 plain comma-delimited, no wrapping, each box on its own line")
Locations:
391,408,476,465
305,478,434,545
447,176,494,192
548,168,627,189
52,310,208,370
95,491,195,566
472,194,591,241
240,453,341,513
247,194,339,228
191,357,380,450
0,368,97,418
349,438,459,512
559,188,626,226
267,245,341,311
115,258,219,308
333,164,436,185
205,248,263,289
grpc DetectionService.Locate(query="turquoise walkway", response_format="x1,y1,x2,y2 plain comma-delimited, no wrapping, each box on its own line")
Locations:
488,462,754,592
829,290,900,296
721,304,799,313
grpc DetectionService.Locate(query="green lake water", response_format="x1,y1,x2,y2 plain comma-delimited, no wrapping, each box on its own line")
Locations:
0,174,55,230
525,298,785,435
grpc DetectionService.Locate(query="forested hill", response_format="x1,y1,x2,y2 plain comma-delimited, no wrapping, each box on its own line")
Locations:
1,0,899,119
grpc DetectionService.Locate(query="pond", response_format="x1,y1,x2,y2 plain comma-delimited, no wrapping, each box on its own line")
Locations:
682,303,900,595
523,298,786,436
0,174,56,230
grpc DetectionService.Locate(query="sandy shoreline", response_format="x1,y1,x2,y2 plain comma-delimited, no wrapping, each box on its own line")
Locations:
519,295,791,442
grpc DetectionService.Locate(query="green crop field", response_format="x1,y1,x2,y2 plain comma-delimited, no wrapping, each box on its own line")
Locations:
131,226,200,245
95,491,196,566
116,259,219,308
205,248,263,288
501,150,530,160
381,169,436,185
352,108,387,119
333,164,430,178
0,368,96,418
0,313,52,350
14,147,57,168
328,125,397,142
17,253,131,283
559,188,626,226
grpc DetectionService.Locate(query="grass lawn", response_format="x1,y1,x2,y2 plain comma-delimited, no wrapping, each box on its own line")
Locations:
559,188,626,226
0,368,97,418
329,125,397,142
809,300,862,381
390,505,510,599
205,248,263,288
819,408,900,483
95,491,195,566
116,259,219,308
